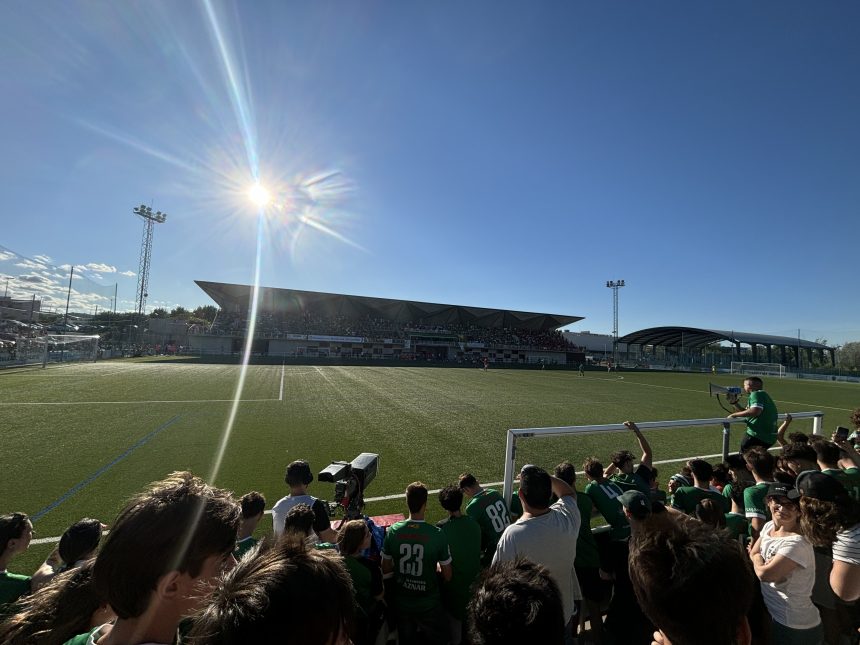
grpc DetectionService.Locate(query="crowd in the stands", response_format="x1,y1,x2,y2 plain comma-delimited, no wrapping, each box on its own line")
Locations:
207,311,581,352
4,385,859,644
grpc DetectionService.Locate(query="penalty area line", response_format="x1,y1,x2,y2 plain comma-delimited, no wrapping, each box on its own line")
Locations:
0,398,281,406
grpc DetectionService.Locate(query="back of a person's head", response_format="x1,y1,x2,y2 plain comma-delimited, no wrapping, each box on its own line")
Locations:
438,485,463,513
742,447,774,478
458,473,478,490
285,460,313,488
58,518,102,567
283,503,315,537
695,499,726,529
0,512,28,558
93,471,240,619
520,466,552,510
0,559,108,645
628,521,754,645
240,491,266,518
787,432,809,445
710,464,729,487
406,482,429,514
800,494,860,548
783,442,818,464
688,459,713,483
811,441,841,466
336,520,367,556
729,480,749,507
745,376,763,389
467,558,564,645
610,449,634,468
583,457,603,479
553,461,576,486
186,537,354,644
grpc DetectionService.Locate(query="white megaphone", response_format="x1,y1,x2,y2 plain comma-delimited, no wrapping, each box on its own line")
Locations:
708,383,742,398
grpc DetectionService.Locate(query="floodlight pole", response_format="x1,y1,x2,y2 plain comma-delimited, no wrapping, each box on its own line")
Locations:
132,204,167,345
606,279,625,364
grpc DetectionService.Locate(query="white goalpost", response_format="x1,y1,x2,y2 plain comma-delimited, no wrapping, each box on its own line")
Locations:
730,361,786,378
14,334,100,368
501,412,824,508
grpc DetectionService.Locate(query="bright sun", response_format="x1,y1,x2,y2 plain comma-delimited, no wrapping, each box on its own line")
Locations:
248,183,272,207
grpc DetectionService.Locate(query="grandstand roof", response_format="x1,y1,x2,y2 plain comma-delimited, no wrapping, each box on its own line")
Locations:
618,326,831,350
195,281,583,331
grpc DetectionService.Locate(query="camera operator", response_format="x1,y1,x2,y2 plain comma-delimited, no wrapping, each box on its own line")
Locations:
727,376,779,452
272,460,337,543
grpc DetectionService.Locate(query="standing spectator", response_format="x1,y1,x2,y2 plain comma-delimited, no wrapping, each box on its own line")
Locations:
271,460,336,543
606,421,653,495
493,465,580,642
748,483,822,644
235,492,266,559
671,460,730,515
185,537,354,645
467,558,565,645
725,481,751,546
554,461,605,644
727,376,779,451
781,443,819,479
436,485,481,645
74,471,240,645
0,513,33,609
629,518,756,645
648,466,667,504
742,447,777,540
459,473,511,566
337,520,384,645
382,482,452,645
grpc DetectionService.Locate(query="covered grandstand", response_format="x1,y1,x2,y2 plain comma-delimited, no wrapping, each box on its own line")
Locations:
191,281,585,364
618,326,835,369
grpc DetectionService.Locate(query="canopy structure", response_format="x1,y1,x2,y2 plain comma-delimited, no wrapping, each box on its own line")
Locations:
618,326,835,367
195,281,582,331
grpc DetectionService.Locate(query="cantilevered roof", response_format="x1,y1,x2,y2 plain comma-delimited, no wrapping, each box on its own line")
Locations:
195,281,582,331
618,327,831,350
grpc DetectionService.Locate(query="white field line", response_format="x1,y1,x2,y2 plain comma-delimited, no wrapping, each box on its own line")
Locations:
0,399,280,406
279,363,285,401
29,451,734,546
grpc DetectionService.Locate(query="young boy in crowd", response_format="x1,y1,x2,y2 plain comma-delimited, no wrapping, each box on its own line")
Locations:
235,491,266,559
66,471,240,645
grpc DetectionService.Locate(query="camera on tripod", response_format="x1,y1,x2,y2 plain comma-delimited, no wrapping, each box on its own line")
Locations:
318,452,379,520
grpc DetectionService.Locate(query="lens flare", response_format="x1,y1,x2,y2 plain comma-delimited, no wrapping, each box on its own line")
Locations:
248,183,271,207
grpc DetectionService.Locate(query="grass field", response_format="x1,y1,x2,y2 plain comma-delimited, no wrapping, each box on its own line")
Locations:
3,358,858,572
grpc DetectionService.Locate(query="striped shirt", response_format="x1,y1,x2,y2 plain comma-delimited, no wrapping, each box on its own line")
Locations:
833,524,860,565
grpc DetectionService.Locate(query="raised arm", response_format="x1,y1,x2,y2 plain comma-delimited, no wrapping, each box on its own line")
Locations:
625,421,653,469
776,413,793,447
550,475,576,500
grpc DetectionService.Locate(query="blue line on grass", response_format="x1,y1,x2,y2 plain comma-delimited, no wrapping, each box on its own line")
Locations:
31,415,182,522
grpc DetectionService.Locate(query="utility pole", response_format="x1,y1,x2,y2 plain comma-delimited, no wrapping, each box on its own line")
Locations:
606,279,625,365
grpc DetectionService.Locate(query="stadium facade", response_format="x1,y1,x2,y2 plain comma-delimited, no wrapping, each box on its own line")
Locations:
189,281,586,365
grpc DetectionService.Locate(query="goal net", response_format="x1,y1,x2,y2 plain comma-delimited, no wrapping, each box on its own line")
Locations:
730,361,786,378
14,334,99,368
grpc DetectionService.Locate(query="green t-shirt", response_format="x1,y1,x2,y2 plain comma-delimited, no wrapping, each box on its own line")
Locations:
610,471,651,496
465,489,511,566
343,554,373,610
574,492,600,568
841,467,860,502
745,390,778,444
0,571,30,607
584,479,630,541
234,536,258,560
382,519,452,614
743,481,773,523
725,512,750,546
671,486,730,515
436,515,482,620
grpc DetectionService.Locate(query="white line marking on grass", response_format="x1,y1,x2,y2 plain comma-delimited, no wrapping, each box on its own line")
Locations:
0,398,280,406
279,362,285,401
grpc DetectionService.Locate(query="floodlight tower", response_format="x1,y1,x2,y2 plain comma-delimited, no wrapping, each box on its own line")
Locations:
606,279,625,364
132,204,167,323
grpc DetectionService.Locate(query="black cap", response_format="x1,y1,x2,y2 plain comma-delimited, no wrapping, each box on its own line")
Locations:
765,482,801,501
796,471,849,502
618,490,651,520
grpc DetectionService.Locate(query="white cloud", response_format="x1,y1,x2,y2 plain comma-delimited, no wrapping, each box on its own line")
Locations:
33,254,52,264
120,270,136,277
0,250,16,262
83,262,117,273
14,259,48,270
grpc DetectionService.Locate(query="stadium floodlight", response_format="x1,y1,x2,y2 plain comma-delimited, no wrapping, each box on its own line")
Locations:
606,279,625,363
132,203,168,339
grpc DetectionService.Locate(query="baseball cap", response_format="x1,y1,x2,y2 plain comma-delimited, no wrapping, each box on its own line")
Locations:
669,473,690,487
618,490,651,520
765,482,801,501
795,471,849,502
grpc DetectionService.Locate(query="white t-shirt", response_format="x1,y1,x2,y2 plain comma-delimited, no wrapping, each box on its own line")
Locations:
833,524,860,565
758,521,821,629
492,495,581,622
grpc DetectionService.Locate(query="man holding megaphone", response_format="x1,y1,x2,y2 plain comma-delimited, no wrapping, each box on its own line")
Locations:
726,376,779,452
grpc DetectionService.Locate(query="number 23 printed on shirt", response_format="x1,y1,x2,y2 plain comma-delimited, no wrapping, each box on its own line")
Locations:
399,543,425,576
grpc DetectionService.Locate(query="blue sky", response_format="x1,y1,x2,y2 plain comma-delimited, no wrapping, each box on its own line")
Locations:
1,1,858,345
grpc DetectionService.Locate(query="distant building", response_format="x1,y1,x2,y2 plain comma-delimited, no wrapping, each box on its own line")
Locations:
0,296,41,322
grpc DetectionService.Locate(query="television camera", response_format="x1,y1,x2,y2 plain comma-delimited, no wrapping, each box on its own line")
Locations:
709,383,743,412
318,452,379,520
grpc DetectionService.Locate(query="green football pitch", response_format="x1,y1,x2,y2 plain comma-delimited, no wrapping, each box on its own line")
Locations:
3,358,857,571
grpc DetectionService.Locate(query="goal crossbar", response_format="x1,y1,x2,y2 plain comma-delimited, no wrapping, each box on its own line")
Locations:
502,412,824,508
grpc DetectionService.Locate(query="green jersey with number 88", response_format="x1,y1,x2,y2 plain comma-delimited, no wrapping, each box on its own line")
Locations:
465,489,511,565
